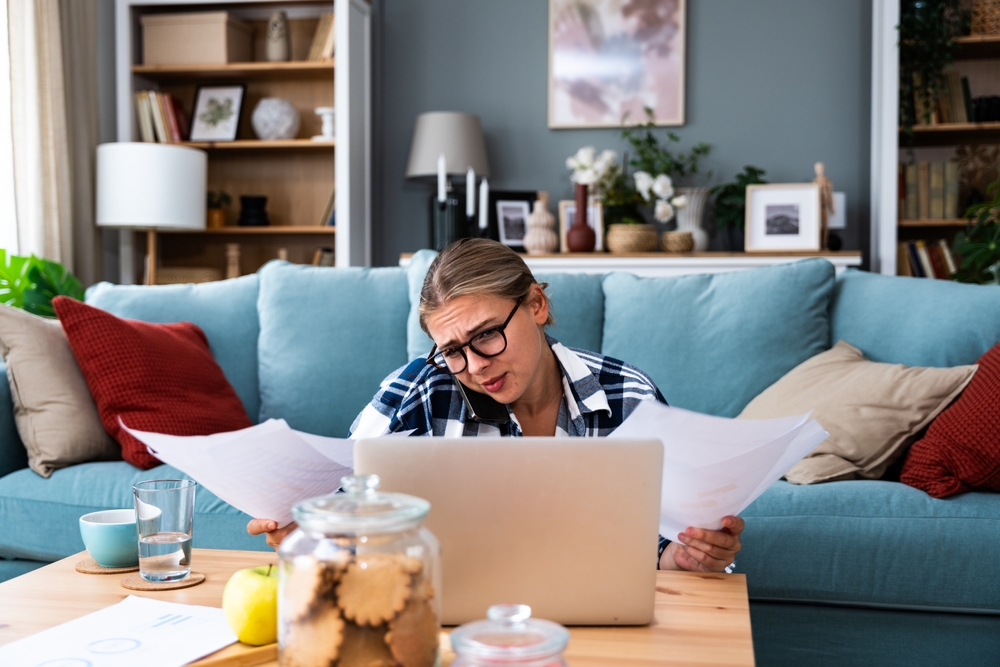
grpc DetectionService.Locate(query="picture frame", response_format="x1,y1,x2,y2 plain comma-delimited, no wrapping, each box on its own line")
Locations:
558,200,604,252
549,0,686,128
496,200,531,249
480,190,542,245
744,184,821,253
189,85,245,142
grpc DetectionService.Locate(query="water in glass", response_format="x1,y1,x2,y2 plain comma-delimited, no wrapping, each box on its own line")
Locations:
138,532,191,582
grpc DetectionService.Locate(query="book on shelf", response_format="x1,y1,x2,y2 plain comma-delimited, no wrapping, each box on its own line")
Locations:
938,238,958,275
917,161,930,219
311,246,335,267
134,92,155,143
317,188,336,226
904,163,919,220
944,161,959,219
946,72,967,123
308,13,335,62
898,160,960,221
898,239,958,279
915,240,935,277
962,76,974,121
929,162,944,219
134,91,189,144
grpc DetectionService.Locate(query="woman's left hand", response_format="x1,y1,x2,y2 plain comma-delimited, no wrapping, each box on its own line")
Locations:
659,516,744,573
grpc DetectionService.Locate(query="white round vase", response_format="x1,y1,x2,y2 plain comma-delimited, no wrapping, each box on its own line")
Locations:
674,187,710,252
251,98,300,141
523,200,558,254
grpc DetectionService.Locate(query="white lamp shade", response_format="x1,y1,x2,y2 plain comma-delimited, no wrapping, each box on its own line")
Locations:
96,142,207,230
405,112,490,179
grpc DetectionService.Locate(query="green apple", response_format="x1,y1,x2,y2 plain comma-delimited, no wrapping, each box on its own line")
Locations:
222,564,279,645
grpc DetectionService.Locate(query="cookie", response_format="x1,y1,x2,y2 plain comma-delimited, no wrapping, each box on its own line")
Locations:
284,557,326,621
338,621,396,667
398,555,424,576
386,598,439,667
282,604,345,667
336,553,412,626
410,576,435,602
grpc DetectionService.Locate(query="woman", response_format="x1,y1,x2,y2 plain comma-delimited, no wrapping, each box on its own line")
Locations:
249,238,743,572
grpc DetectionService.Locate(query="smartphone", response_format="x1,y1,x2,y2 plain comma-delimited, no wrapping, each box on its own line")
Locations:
452,378,510,423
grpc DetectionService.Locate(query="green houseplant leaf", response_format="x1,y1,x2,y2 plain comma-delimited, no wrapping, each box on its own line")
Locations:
0,249,34,309
0,251,84,317
954,168,1000,284
710,166,768,230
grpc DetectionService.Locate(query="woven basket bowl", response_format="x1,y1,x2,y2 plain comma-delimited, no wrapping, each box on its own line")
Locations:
973,0,1000,34
660,231,694,253
606,223,658,253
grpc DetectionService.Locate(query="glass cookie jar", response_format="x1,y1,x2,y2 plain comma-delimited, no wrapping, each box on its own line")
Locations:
278,475,441,667
450,604,570,667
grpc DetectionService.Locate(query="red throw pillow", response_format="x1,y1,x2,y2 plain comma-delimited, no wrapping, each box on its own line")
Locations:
53,297,252,469
901,342,1000,497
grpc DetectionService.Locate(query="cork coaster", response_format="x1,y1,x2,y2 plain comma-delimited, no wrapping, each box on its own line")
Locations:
120,571,205,591
75,558,139,575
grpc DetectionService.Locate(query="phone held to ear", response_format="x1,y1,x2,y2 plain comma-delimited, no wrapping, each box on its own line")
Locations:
452,378,510,423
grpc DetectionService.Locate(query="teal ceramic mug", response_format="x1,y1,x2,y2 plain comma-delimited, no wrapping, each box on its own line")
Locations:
79,509,139,568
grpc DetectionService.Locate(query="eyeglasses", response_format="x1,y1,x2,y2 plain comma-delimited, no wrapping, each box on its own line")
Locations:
426,296,525,375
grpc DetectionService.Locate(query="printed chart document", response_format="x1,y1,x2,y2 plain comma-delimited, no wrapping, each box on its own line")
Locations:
123,419,355,527
609,401,829,540
0,596,236,666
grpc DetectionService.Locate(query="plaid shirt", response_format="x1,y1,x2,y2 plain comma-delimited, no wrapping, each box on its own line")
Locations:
350,336,672,562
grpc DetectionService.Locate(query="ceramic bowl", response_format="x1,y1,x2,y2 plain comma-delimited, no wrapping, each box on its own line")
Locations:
79,509,138,568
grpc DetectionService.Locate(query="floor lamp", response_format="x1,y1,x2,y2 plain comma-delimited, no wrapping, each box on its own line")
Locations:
96,143,207,285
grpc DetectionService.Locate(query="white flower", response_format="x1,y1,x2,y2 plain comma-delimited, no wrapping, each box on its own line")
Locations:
634,171,654,201
652,174,674,200
593,149,618,177
572,168,599,186
654,199,675,222
565,146,595,171
670,194,687,209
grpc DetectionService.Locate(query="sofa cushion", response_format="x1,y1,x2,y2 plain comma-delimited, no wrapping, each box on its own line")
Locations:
257,261,410,437
830,270,1000,367
602,259,835,416
902,341,1000,497
740,480,1000,613
0,461,267,562
404,250,606,360
53,297,253,470
739,341,977,484
86,275,261,420
0,364,27,479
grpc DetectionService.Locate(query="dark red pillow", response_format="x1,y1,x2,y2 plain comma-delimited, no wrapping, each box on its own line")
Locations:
53,297,252,469
901,342,1000,497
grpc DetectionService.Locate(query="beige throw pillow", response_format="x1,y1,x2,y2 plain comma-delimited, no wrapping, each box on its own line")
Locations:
738,341,977,485
0,304,119,476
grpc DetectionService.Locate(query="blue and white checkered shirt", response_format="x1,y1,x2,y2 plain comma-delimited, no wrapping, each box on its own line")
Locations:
350,335,672,561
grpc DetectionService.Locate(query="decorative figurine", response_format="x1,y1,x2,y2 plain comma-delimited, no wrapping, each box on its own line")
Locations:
814,162,835,250
266,11,290,62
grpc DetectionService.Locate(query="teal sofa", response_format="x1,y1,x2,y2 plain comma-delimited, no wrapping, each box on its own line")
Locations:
0,253,997,666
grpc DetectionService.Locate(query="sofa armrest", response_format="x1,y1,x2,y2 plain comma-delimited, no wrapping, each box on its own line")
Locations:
0,362,27,478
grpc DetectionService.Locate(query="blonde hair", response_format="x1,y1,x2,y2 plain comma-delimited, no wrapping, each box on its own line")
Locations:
419,238,553,333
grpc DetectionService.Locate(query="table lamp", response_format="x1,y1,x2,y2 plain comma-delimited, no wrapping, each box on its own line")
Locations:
405,112,490,250
96,142,207,285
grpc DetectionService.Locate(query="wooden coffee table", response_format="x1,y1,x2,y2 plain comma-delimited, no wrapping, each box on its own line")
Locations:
0,549,755,666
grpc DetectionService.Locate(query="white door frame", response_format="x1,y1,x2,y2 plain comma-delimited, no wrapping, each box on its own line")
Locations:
870,0,900,275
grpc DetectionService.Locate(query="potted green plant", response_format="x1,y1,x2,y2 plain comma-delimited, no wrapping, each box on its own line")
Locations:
0,251,84,317
207,190,232,229
710,166,768,252
953,169,1000,284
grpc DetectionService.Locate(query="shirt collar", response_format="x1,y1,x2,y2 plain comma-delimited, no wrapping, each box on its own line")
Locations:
548,335,612,417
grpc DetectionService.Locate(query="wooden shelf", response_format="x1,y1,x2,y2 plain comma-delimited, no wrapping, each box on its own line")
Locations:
901,122,1000,145
160,226,336,235
181,139,335,150
955,34,1000,59
898,219,969,228
132,61,334,79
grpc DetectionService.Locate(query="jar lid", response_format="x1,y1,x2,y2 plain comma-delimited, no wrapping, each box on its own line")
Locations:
292,475,429,535
450,604,569,663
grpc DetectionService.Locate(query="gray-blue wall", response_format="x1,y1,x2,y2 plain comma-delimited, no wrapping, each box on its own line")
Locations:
372,0,872,266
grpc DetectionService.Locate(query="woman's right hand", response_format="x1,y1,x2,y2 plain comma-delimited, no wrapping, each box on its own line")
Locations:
247,518,297,550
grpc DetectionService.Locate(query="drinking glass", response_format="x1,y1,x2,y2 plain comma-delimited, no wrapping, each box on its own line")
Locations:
133,479,196,582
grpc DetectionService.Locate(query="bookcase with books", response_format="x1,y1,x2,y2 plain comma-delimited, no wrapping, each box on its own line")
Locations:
897,34,1000,279
115,0,371,284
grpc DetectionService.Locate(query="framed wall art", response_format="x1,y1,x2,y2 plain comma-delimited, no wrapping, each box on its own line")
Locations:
745,184,822,252
497,199,531,249
549,0,686,128
189,85,245,142
558,200,604,252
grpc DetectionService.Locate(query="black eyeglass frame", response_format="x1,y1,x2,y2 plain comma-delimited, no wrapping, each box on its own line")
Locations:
426,296,525,375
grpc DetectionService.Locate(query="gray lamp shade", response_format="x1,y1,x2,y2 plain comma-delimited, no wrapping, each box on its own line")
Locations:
405,112,490,179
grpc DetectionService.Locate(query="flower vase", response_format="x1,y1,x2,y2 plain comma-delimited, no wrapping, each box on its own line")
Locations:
566,183,596,252
523,199,558,254
674,187,710,252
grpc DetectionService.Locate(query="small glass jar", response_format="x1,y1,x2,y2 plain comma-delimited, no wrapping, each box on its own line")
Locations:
451,604,570,667
278,474,441,667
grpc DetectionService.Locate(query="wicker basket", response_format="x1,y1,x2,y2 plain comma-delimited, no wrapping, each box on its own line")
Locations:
660,231,694,253
606,223,658,253
972,0,1000,35
155,267,223,285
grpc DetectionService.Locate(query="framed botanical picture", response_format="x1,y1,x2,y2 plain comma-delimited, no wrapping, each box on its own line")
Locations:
496,200,531,249
745,184,822,252
189,85,245,142
549,0,686,128
558,200,604,252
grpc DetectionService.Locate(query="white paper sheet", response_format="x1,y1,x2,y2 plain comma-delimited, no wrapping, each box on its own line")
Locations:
609,401,828,540
123,419,354,528
0,596,236,667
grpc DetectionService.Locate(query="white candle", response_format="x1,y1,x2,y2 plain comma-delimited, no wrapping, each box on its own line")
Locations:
466,167,475,217
437,154,446,203
479,178,489,230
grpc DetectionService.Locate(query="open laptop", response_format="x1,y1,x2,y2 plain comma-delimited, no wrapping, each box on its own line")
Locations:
354,437,663,625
